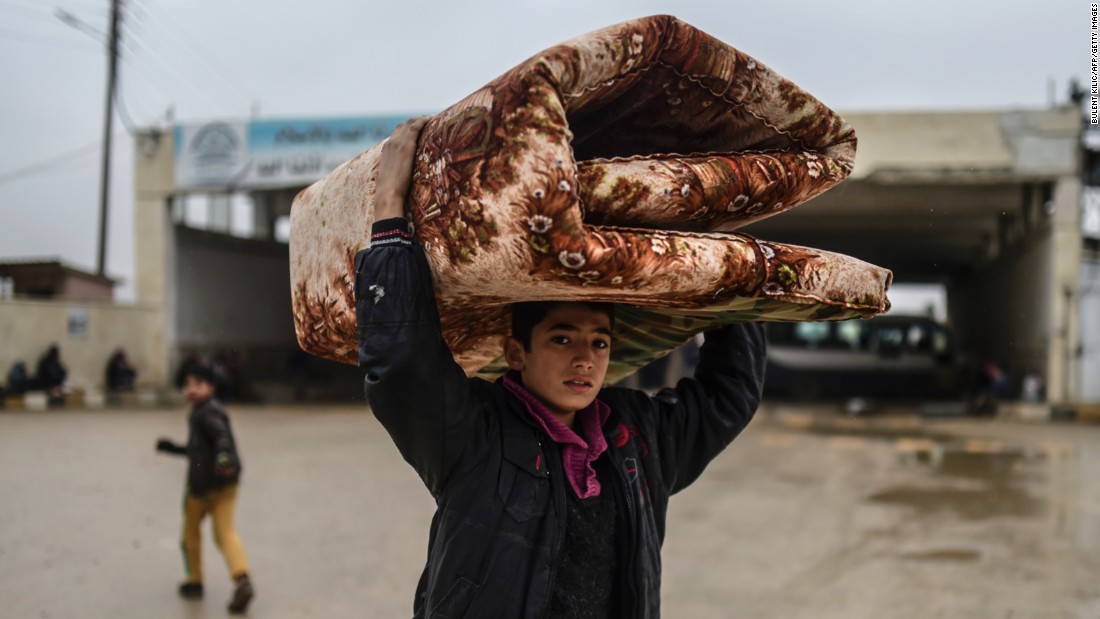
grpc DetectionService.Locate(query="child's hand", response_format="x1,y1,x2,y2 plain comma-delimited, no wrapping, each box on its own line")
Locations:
374,116,431,222
155,438,179,453
214,451,239,478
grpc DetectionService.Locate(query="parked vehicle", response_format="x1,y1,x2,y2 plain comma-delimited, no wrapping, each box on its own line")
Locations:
763,315,966,402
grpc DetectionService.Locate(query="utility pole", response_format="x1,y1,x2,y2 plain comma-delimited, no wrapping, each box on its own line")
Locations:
96,0,121,277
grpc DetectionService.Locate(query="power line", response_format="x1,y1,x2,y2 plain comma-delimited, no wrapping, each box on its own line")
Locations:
114,77,138,133
0,142,102,186
116,52,170,127
115,45,172,132
0,27,99,52
117,44,176,106
123,0,257,111
116,23,235,116
0,1,66,24
4,0,109,14
119,3,249,112
56,8,106,40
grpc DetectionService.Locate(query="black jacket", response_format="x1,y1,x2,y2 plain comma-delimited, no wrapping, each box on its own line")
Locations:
162,398,242,496
355,221,766,619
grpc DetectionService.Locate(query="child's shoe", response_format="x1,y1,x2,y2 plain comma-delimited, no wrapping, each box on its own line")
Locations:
177,582,204,599
227,574,254,614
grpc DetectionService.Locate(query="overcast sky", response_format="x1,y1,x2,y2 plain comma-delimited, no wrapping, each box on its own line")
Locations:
0,0,1082,302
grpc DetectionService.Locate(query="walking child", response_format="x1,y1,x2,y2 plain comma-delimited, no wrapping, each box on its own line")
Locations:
156,364,254,614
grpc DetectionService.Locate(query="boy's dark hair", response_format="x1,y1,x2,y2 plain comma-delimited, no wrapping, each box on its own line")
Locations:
180,363,218,387
510,301,615,350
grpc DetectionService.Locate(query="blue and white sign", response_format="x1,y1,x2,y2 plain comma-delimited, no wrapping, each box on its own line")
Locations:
174,115,414,191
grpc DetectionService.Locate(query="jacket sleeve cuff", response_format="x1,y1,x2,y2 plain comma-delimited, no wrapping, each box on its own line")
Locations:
370,218,414,247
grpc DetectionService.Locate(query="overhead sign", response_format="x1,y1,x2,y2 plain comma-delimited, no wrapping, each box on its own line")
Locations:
174,115,413,191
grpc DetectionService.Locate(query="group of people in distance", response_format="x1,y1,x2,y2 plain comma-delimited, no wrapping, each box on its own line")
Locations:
1,345,136,405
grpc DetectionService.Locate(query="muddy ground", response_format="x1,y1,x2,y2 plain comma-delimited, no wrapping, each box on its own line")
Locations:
2,403,1098,618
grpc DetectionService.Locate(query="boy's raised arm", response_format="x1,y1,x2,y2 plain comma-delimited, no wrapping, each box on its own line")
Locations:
354,117,478,496
643,323,768,494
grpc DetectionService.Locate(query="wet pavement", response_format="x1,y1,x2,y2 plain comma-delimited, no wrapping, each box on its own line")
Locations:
2,403,1099,618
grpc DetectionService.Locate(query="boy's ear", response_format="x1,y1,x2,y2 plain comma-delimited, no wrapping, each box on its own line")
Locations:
503,337,526,371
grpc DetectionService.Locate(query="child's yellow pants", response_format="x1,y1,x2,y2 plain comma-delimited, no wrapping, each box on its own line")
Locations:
180,484,249,583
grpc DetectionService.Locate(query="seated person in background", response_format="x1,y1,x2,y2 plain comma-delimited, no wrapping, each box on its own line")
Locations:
106,348,137,392
34,344,67,400
5,361,32,396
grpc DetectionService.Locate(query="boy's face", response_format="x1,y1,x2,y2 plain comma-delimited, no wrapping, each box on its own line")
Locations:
181,375,216,405
504,303,612,418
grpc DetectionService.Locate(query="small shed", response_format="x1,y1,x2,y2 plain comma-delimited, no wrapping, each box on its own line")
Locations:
0,259,115,303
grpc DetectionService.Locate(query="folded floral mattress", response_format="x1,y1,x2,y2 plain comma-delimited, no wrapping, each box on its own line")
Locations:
290,14,892,382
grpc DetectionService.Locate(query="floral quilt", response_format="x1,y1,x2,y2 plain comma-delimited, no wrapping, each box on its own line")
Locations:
289,15,893,382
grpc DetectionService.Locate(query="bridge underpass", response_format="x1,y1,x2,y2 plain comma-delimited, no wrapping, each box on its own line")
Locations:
743,174,1078,404
745,180,1050,283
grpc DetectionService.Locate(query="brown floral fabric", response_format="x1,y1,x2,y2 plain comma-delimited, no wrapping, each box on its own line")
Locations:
289,14,892,380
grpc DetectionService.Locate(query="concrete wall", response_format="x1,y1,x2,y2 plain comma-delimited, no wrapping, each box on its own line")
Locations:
948,222,1053,392
169,225,302,391
172,225,294,348
0,300,161,392
947,176,1084,403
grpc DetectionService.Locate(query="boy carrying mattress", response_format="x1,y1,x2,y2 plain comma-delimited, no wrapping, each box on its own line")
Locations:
356,117,767,619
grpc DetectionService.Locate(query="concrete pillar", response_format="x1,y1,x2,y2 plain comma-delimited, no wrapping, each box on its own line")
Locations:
252,192,274,241
1047,177,1083,404
132,129,175,389
209,193,231,233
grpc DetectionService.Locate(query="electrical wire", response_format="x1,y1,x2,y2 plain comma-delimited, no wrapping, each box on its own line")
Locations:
115,42,173,133
123,0,257,110
114,79,138,134
4,0,109,14
0,27,98,52
0,143,102,186
117,43,175,106
116,19,234,116
116,54,169,128
118,48,233,118
0,1,67,24
55,7,106,40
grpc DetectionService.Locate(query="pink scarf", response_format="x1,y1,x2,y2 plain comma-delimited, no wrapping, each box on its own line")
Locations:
502,371,610,499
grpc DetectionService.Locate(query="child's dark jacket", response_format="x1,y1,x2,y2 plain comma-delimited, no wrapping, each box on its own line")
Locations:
179,398,241,496
355,221,766,619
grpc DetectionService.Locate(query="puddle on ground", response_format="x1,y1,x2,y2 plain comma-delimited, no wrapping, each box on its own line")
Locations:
900,548,983,562
909,447,1032,479
797,416,952,442
867,484,1043,520
796,416,1047,480
790,414,1051,521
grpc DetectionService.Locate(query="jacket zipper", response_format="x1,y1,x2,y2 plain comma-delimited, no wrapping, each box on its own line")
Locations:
538,437,567,619
614,450,640,618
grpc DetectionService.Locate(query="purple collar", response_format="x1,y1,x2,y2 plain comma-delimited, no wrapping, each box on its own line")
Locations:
502,371,610,498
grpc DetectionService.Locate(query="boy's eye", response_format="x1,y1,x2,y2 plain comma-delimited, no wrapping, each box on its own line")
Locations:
593,339,609,350
550,335,570,345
